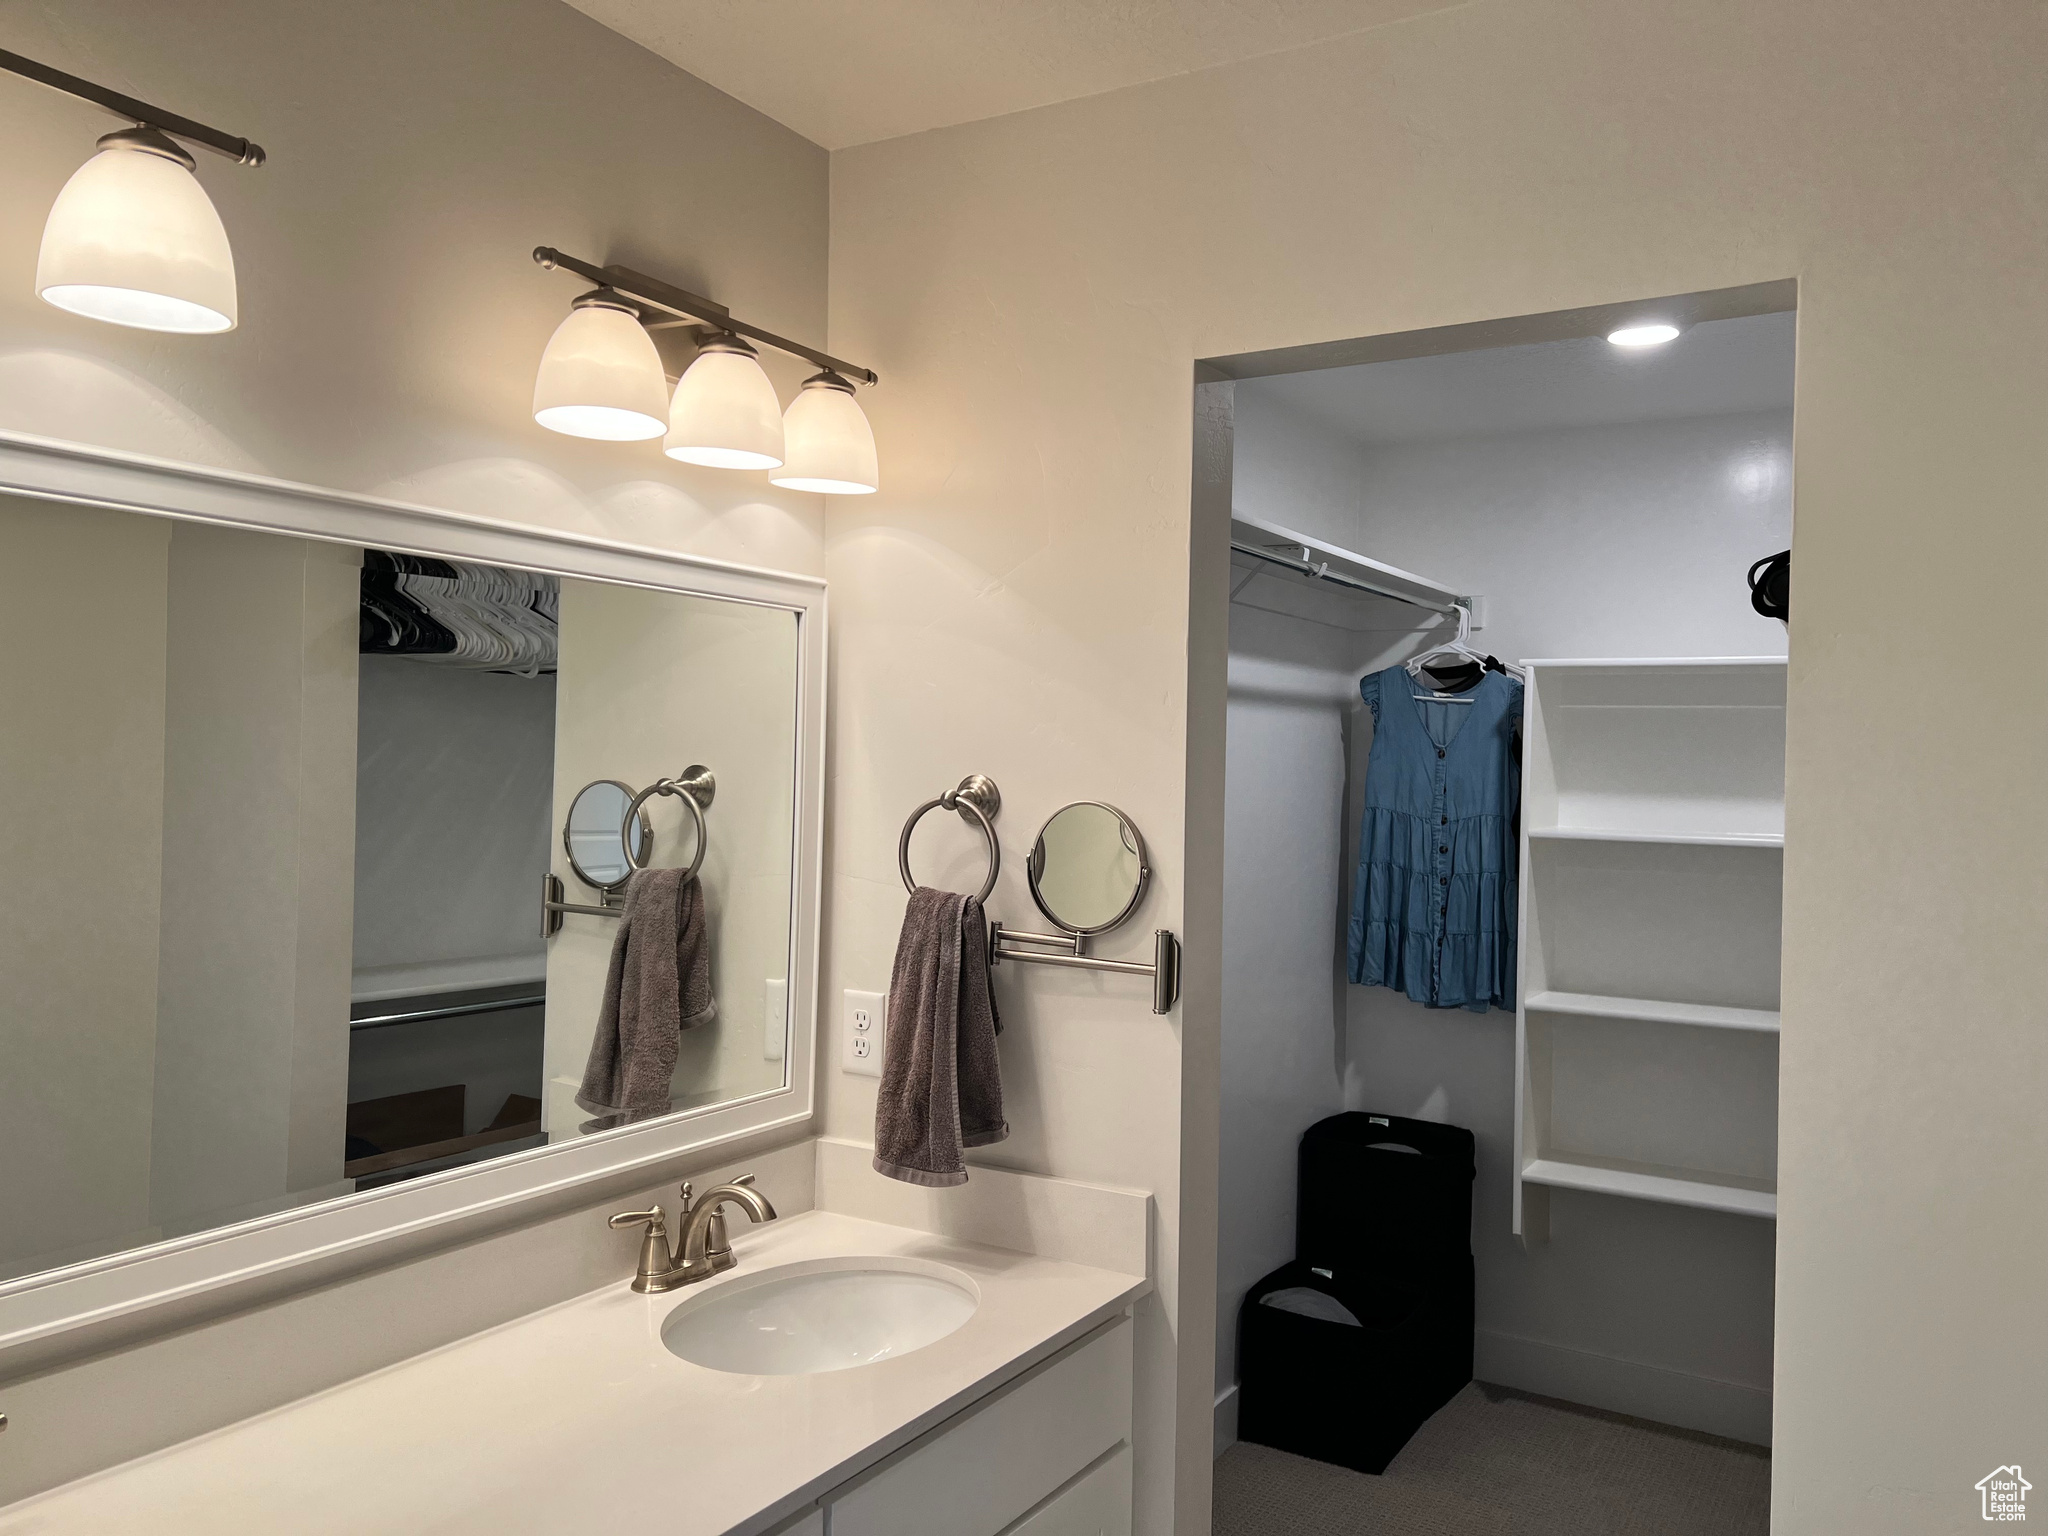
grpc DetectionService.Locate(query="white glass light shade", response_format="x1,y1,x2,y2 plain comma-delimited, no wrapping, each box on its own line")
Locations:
1607,322,1682,349
664,343,785,469
770,373,878,495
37,138,237,334
532,299,669,441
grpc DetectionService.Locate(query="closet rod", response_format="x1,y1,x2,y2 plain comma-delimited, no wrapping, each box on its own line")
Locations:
350,994,546,1032
1229,539,1458,614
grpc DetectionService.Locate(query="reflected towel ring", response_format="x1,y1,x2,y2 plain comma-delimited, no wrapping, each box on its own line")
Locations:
623,765,717,881
898,774,1002,904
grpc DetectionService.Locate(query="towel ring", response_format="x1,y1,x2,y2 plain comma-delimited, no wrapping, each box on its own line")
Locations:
898,774,1002,904
623,765,716,882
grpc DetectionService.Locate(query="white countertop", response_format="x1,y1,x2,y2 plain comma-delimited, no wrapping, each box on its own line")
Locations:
0,1210,1148,1536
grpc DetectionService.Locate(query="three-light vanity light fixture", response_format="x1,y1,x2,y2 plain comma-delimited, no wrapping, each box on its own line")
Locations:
0,49,264,334
0,48,882,489
531,247,881,495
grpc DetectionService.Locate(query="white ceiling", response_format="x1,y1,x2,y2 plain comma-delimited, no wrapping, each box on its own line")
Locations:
563,0,1461,150
1242,311,1797,447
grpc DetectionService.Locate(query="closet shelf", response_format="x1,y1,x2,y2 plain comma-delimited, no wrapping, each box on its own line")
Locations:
1528,827,1784,849
1520,1157,1778,1220
1525,990,1781,1034
1516,655,1790,671
1228,509,1472,615
1514,657,1787,1242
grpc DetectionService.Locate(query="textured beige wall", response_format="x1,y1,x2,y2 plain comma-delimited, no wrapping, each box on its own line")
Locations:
152,523,360,1231
0,0,828,575
827,2,2048,1530
4,511,363,1270
0,498,169,1273
544,580,801,1132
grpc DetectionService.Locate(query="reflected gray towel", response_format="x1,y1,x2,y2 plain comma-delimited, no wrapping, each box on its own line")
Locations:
873,887,1007,1187
576,867,716,1118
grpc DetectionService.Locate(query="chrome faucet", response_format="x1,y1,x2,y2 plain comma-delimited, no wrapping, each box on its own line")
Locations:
607,1174,778,1293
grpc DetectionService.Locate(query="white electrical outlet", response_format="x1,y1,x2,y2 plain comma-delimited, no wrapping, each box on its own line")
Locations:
843,988,885,1077
764,978,787,1061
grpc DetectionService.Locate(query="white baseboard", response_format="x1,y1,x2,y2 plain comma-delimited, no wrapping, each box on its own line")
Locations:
1214,1384,1239,1458
1475,1328,1772,1446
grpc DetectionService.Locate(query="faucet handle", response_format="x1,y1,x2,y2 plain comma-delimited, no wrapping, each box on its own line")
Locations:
607,1205,673,1294
730,1174,756,1189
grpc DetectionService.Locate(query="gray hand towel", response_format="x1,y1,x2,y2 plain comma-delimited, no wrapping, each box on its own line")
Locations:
576,866,717,1120
873,886,1007,1187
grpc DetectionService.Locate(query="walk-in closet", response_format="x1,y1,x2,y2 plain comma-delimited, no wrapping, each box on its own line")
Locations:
1210,288,1793,1532
344,554,558,1186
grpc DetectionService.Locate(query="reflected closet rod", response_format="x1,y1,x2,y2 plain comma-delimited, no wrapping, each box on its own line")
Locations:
1228,539,1461,615
350,995,545,1032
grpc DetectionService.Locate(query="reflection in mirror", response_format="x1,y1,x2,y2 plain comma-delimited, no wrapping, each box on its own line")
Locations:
0,493,801,1286
564,780,647,890
1027,802,1150,935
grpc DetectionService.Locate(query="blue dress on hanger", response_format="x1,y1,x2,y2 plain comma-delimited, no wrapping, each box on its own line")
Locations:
1347,665,1522,1014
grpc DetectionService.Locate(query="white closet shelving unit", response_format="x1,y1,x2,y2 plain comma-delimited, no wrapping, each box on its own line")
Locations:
1514,658,1787,1236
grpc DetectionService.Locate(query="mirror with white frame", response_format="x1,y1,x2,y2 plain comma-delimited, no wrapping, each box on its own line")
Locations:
0,483,814,1289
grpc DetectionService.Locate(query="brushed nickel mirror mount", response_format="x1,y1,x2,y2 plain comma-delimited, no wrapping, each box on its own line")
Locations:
897,777,1180,1013
544,766,716,934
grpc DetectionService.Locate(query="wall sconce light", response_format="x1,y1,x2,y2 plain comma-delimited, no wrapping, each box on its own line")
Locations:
665,332,785,468
534,247,880,492
773,371,878,495
0,49,264,334
532,289,670,441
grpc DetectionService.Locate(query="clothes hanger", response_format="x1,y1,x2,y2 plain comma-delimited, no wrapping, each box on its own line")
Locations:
1414,665,1481,702
1404,604,1525,700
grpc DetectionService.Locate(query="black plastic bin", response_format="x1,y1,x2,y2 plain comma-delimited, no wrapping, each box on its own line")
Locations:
1236,1111,1476,1474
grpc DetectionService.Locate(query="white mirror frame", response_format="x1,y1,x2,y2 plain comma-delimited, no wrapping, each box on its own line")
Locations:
0,428,824,1368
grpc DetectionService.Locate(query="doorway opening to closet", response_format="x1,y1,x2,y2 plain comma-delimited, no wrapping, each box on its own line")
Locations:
1198,282,1793,1536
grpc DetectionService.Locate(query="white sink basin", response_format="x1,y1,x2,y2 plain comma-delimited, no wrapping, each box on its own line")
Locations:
661,1256,979,1375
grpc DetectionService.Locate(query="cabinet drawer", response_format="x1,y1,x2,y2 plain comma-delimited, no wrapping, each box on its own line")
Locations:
826,1316,1133,1536
1001,1445,1133,1536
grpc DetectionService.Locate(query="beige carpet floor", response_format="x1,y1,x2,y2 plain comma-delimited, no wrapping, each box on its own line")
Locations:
1213,1383,1770,1536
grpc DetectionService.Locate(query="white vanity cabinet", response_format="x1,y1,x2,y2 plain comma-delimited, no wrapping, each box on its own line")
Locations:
821,1315,1134,1536
1000,1445,1133,1536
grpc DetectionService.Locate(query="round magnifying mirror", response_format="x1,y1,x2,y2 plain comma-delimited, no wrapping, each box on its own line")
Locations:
1027,802,1149,935
564,779,649,891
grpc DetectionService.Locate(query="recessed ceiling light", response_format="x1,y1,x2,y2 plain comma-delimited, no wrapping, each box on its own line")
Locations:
1607,322,1682,349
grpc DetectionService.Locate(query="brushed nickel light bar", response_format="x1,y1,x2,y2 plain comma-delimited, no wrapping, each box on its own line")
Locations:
532,246,877,386
0,48,265,164
0,49,264,333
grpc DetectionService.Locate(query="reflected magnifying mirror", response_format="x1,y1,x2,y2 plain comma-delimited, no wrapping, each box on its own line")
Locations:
564,778,650,891
1026,801,1149,935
